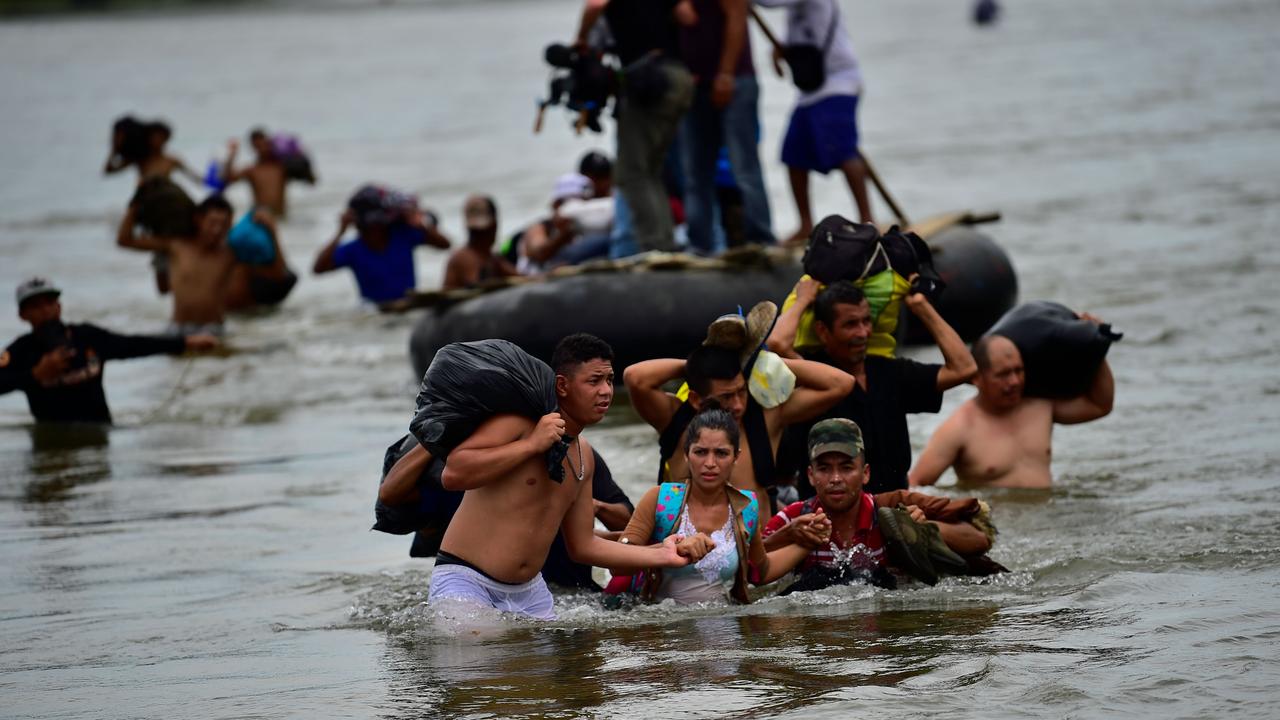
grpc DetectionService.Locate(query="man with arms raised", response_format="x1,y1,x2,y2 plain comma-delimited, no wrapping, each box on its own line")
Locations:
428,334,691,620
625,304,853,503
768,278,976,494
909,328,1114,489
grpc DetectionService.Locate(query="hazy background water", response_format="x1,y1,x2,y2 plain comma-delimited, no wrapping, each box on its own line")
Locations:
2,0,1278,717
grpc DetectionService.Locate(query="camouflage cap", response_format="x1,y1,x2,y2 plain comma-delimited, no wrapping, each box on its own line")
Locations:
808,418,864,462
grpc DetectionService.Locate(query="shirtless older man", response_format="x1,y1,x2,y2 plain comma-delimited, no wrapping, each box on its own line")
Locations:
909,327,1114,489
428,334,691,620
118,195,238,337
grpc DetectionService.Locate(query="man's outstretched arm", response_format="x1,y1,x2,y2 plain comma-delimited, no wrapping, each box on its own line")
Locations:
562,459,689,573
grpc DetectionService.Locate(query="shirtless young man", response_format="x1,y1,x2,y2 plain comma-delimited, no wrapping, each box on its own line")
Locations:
428,334,691,620
117,195,238,336
222,130,291,218
624,340,853,502
909,328,1115,489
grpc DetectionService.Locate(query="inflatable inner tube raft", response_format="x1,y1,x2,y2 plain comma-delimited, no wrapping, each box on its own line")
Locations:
408,223,1017,377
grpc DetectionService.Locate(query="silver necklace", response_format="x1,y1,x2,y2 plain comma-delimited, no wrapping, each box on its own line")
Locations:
564,436,585,482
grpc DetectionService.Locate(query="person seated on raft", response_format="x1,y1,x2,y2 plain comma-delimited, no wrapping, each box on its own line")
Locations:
624,301,854,506
767,277,977,494
314,185,451,304
1,276,219,425
117,194,239,338
222,208,298,311
221,128,308,219
909,328,1114,490
379,438,636,590
763,418,1001,592
610,403,819,604
442,194,520,291
506,174,613,274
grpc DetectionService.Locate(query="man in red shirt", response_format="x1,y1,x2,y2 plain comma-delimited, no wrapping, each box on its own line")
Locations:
762,418,999,590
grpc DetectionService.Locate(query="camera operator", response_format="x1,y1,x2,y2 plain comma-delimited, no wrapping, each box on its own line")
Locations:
572,0,693,255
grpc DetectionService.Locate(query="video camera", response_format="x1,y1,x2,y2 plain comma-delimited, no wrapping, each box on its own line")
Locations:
536,43,617,134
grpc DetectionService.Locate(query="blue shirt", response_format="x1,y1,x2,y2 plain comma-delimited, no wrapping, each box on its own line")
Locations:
332,224,425,303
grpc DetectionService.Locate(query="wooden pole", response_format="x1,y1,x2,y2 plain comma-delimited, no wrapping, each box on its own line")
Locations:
860,153,910,226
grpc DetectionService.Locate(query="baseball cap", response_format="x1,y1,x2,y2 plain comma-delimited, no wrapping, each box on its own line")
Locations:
464,194,497,231
808,418,865,462
15,277,61,308
577,151,612,178
551,173,593,204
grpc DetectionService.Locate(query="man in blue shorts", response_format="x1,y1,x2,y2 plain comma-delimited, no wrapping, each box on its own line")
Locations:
757,0,872,244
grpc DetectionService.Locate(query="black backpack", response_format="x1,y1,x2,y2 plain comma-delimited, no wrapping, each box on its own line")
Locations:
802,215,882,284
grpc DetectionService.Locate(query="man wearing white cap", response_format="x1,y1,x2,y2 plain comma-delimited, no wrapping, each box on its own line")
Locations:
510,173,614,274
0,278,218,424
442,195,520,291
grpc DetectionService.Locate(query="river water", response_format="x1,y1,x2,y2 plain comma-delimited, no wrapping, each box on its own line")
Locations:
2,0,1278,717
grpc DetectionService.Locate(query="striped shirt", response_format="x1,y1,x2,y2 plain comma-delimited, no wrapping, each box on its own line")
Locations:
762,492,884,572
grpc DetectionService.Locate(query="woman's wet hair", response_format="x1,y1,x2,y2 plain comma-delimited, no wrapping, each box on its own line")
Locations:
684,399,740,454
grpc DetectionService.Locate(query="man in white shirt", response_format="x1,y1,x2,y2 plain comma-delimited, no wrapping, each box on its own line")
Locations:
756,0,872,243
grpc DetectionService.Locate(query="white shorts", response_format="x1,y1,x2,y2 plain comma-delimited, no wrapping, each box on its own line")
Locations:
427,563,556,621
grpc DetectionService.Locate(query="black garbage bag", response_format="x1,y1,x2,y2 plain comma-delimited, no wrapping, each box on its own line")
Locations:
987,301,1122,399
409,339,572,481
131,177,196,237
372,434,456,535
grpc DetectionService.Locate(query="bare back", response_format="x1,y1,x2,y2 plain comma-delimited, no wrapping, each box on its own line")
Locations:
166,239,237,324
440,416,594,584
245,163,288,217
951,397,1055,489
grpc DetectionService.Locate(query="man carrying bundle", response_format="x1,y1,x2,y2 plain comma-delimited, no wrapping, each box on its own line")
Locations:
624,302,853,505
909,314,1115,489
423,334,693,620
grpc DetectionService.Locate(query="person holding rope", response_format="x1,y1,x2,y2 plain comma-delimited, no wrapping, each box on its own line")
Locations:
0,277,218,424
752,0,873,242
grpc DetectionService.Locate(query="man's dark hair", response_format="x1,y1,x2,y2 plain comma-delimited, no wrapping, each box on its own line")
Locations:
685,345,741,396
552,333,613,376
813,281,867,328
249,127,269,141
578,151,612,178
972,335,1004,373
683,401,740,453
195,194,234,217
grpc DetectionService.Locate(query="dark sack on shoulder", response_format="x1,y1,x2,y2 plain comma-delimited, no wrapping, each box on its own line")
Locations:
409,339,572,480
987,301,1122,399
802,215,883,283
371,434,459,536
